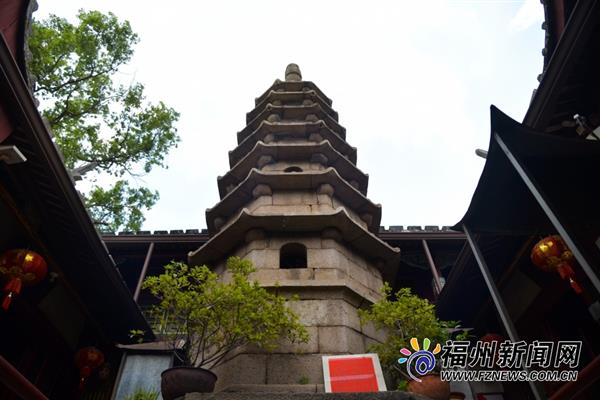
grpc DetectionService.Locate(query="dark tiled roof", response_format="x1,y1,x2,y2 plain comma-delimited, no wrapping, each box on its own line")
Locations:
109,225,462,238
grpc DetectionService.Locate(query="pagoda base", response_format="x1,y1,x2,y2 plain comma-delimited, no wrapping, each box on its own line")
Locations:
209,288,386,392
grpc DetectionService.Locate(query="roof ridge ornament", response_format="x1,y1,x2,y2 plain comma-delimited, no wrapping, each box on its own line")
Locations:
285,63,302,82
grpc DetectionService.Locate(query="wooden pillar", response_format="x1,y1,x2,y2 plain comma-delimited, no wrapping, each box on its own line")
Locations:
0,355,48,400
463,224,544,400
421,239,443,295
133,242,154,302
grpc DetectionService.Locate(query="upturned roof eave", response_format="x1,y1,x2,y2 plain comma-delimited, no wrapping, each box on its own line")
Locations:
237,103,346,143
207,168,381,234
524,0,599,130
255,80,333,107
190,208,399,276
229,121,357,167
218,140,369,198
247,90,338,124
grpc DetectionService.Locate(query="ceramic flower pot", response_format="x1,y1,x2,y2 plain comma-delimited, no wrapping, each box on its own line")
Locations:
161,366,217,400
407,374,450,400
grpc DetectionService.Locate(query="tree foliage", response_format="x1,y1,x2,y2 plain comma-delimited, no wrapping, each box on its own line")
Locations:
359,284,459,389
29,10,180,231
124,388,159,400
142,257,309,368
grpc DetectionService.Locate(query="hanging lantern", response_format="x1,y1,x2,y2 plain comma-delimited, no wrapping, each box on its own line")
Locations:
97,362,111,381
480,333,505,367
480,333,505,344
0,249,48,310
531,235,582,294
75,347,105,390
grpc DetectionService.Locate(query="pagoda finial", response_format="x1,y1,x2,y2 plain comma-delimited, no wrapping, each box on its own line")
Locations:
285,63,302,82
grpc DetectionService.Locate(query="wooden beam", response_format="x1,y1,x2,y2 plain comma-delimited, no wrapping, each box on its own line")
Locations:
495,133,600,294
549,354,600,399
0,355,48,400
463,225,545,400
472,237,535,325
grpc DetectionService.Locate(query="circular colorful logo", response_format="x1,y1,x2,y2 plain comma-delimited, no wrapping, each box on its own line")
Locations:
398,337,440,382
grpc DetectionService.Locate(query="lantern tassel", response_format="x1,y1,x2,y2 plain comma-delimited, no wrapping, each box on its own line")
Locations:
2,278,22,310
79,365,92,391
2,293,13,311
557,263,574,280
569,278,583,294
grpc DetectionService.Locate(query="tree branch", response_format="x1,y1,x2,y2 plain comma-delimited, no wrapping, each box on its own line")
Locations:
43,66,114,93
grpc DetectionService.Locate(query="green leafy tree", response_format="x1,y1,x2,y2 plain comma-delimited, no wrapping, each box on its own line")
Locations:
142,257,309,368
359,284,460,389
29,10,180,232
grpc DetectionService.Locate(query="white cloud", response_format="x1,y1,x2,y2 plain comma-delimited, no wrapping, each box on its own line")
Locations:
509,0,544,33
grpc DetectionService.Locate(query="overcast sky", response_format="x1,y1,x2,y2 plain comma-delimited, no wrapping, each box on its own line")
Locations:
37,0,544,232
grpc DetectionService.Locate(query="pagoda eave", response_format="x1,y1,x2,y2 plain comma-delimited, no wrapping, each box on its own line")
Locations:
206,168,382,233
229,121,357,167
218,140,369,198
189,208,400,278
238,103,346,143
247,90,338,124
255,80,332,106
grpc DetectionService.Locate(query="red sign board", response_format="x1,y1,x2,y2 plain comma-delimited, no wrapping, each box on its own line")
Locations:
322,354,386,393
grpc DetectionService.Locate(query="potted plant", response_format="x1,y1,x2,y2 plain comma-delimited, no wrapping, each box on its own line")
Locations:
359,284,464,400
141,256,308,400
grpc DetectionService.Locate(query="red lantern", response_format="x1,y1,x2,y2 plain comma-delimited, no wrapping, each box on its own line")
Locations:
480,333,505,344
531,235,582,294
0,249,48,310
75,347,104,390
480,333,505,367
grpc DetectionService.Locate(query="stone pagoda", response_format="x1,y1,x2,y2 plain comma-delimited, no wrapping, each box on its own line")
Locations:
188,64,400,391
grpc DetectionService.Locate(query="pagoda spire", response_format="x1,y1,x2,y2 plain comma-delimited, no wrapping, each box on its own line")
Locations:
285,63,302,81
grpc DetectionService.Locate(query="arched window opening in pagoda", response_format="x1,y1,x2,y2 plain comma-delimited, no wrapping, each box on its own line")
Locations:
284,166,303,173
280,243,307,268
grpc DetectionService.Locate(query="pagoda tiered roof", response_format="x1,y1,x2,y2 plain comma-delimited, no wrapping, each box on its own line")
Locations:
207,168,381,234
247,90,338,123
190,63,401,278
255,80,332,106
237,102,346,142
218,140,369,198
189,208,400,282
229,120,357,166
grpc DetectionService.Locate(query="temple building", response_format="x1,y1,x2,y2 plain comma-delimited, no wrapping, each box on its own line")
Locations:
0,1,152,399
107,1,600,396
437,1,600,398
2,0,599,398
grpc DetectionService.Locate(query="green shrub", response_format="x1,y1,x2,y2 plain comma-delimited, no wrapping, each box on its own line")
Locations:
124,387,159,400
359,284,459,389
142,257,309,368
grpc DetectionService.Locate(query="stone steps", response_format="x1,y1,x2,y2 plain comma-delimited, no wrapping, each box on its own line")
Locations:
184,392,430,400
